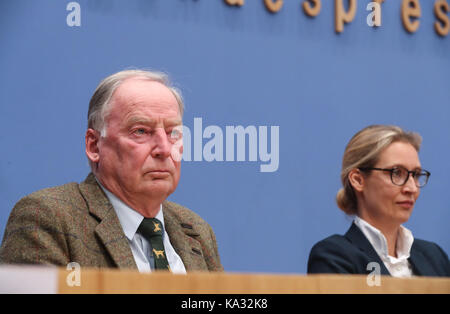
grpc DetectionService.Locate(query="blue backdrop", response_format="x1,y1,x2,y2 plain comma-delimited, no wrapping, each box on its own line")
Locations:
0,0,449,273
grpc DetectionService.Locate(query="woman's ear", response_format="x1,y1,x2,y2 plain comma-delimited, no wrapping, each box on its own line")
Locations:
348,168,365,193
85,128,100,163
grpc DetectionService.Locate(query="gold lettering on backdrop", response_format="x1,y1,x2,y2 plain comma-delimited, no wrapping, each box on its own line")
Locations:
222,0,447,37
434,0,450,36
335,0,357,33
374,0,385,26
303,0,321,17
224,0,244,6
402,0,421,33
264,0,283,13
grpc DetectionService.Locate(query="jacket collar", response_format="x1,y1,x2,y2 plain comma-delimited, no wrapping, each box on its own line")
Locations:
78,173,137,269
162,202,208,271
78,173,208,271
347,221,434,276
353,216,414,263
345,222,391,276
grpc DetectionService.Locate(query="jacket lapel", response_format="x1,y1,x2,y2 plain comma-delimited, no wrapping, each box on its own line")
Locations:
79,173,137,270
345,223,391,276
162,202,208,271
408,243,435,276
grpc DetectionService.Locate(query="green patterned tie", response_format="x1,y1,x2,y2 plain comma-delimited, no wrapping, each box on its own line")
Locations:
137,218,171,271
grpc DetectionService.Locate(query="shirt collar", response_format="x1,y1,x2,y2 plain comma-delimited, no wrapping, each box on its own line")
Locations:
354,216,414,261
96,179,164,241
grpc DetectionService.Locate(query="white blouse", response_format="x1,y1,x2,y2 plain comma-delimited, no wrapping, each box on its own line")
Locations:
354,216,414,278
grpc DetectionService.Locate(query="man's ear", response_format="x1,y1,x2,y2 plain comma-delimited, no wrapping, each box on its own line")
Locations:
85,128,100,163
348,168,365,193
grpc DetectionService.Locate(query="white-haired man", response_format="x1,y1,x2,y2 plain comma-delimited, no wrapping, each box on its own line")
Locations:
0,70,223,273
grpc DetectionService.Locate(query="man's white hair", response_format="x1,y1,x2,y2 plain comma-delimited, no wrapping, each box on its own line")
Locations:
87,69,184,137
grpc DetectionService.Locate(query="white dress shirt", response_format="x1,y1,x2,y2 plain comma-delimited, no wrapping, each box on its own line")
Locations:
98,183,186,274
353,216,414,278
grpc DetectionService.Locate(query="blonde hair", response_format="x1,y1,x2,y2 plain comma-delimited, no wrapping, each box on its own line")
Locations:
336,125,422,215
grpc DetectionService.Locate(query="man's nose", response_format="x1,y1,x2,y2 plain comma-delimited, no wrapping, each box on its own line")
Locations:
151,128,171,158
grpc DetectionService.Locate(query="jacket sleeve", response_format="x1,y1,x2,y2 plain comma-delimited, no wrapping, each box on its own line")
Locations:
205,224,224,271
0,195,70,266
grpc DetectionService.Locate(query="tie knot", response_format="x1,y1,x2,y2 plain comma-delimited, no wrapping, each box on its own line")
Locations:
138,218,164,238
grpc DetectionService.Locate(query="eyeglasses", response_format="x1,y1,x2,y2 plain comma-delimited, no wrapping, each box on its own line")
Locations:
358,166,431,187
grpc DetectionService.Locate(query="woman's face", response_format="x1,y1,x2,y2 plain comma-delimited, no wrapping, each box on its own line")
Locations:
356,141,421,228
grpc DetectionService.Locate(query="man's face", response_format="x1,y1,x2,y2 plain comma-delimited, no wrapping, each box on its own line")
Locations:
94,78,183,207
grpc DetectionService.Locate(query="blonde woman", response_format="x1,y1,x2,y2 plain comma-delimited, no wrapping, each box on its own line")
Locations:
307,125,449,277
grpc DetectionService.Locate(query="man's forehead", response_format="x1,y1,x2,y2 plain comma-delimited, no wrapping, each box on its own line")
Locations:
113,78,176,104
119,77,164,90
125,115,182,126
109,78,180,117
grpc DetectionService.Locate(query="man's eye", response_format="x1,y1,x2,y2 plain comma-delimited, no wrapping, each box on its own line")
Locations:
170,129,182,139
134,128,147,135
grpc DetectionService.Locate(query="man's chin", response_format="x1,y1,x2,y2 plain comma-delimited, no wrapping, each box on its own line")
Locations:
140,180,174,196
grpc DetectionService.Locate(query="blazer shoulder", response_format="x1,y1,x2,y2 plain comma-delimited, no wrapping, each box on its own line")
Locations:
413,238,446,252
412,238,450,261
412,238,450,276
308,234,364,274
310,234,356,254
0,181,84,266
19,181,85,208
3,179,91,242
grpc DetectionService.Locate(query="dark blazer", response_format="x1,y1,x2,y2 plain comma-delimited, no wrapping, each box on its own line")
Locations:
0,173,223,272
308,223,450,277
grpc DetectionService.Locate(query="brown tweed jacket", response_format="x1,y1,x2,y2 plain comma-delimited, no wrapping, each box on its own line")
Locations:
0,173,223,272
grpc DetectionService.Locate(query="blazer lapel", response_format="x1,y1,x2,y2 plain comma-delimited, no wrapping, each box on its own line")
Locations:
79,173,137,270
162,203,208,271
408,243,435,276
345,223,391,276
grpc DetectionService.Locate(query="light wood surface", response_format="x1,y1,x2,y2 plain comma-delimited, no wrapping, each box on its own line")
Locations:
57,268,450,294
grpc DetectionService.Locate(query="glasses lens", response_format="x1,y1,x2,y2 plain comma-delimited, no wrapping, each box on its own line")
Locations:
391,167,408,185
416,172,429,187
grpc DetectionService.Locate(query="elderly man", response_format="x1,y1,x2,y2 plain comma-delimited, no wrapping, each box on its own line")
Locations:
0,69,223,273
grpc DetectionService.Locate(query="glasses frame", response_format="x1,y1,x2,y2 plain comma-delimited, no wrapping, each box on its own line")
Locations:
358,166,431,188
